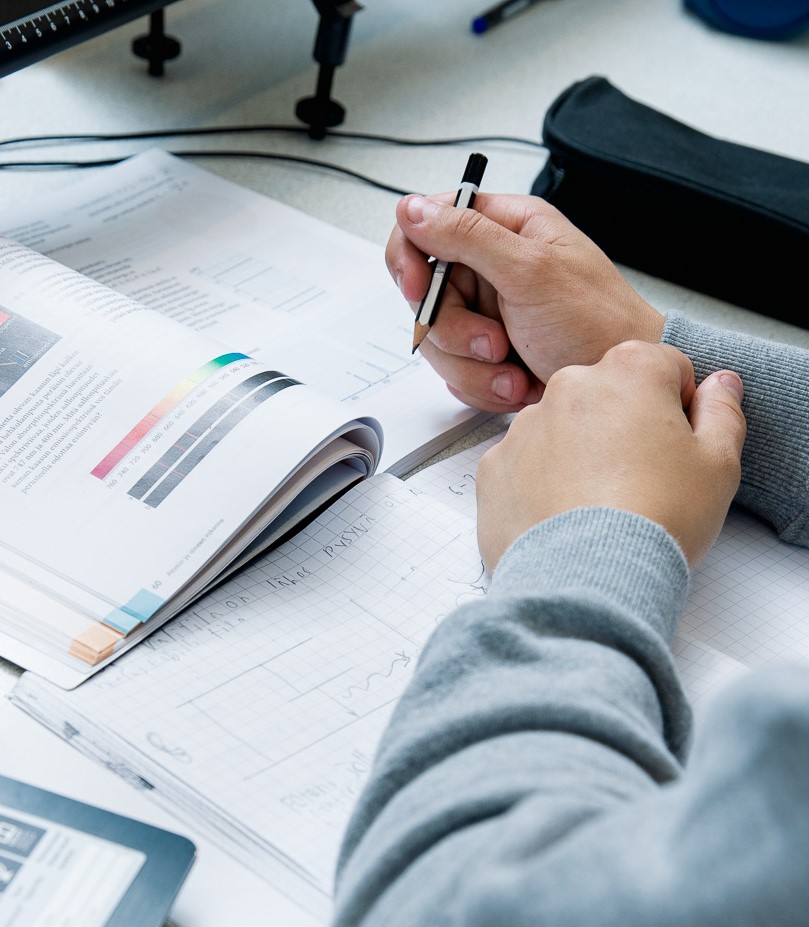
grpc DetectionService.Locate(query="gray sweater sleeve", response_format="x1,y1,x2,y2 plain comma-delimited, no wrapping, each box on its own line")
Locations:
662,312,809,543
332,315,809,927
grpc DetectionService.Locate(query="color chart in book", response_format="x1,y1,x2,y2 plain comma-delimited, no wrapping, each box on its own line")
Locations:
128,371,300,508
91,352,251,480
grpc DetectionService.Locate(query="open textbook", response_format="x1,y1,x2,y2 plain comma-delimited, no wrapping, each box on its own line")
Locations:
0,235,382,688
10,436,809,922
0,151,485,688
0,149,484,476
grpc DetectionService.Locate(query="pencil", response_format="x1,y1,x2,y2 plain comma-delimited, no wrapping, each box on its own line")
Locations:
411,152,488,354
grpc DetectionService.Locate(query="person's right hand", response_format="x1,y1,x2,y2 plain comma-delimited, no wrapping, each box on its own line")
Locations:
476,341,747,571
386,192,665,412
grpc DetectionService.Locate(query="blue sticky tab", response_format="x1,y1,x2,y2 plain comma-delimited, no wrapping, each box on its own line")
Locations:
102,608,142,635
103,590,164,634
124,589,164,621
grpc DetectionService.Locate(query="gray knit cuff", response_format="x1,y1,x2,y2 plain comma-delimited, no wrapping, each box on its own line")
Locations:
492,507,689,644
663,311,809,544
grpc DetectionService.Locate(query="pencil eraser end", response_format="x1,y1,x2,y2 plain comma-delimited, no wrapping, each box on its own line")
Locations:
471,17,489,33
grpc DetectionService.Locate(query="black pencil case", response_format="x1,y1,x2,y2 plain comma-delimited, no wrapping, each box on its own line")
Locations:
531,76,809,329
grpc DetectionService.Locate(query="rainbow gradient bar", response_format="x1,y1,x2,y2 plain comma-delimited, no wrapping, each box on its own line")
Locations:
91,352,250,480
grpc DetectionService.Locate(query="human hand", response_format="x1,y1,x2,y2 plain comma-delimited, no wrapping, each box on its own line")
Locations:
476,341,746,571
386,192,664,412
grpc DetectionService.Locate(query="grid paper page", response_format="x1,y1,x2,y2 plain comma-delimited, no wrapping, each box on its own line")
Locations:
408,437,809,713
14,448,809,919
14,473,485,918
678,506,809,710
407,431,506,520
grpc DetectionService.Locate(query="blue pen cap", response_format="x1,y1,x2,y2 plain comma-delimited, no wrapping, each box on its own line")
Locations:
471,16,490,33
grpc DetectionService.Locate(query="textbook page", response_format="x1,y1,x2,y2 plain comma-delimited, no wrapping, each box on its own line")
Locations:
0,149,486,475
0,238,380,687
12,474,485,922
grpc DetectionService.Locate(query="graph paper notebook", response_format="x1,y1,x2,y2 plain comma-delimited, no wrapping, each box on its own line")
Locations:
401,433,809,715
10,440,809,922
11,473,486,921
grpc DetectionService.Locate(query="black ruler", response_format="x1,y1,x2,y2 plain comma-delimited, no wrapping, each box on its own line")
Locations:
0,0,180,77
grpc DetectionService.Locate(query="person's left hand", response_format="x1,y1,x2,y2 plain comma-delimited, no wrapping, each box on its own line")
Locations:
476,341,747,571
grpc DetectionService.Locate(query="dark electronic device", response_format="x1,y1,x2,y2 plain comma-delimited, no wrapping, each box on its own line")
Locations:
0,0,362,137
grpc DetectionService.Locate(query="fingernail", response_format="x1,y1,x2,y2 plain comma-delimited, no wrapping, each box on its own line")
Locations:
394,271,403,292
405,194,439,225
718,371,744,403
493,372,514,401
472,335,493,361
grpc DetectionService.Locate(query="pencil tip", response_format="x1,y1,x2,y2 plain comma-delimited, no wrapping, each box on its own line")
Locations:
412,322,430,354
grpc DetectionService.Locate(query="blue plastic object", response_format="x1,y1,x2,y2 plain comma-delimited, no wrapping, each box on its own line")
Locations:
686,0,809,38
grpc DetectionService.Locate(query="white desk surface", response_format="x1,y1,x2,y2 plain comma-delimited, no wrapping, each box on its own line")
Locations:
2,1,809,924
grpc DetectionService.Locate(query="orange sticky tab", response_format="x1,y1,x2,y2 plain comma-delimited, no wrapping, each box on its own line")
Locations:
70,625,123,665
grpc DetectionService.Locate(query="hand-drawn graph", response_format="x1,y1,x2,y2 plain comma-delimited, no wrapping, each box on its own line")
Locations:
28,476,482,911
0,308,61,397
342,337,422,403
190,253,325,313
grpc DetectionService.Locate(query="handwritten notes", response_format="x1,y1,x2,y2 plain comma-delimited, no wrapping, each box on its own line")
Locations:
13,474,482,918
411,433,809,714
13,434,809,922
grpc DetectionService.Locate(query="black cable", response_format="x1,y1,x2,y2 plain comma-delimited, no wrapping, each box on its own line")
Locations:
178,150,414,195
328,129,546,150
0,125,309,150
0,158,123,169
0,150,414,195
0,123,545,151
0,125,546,193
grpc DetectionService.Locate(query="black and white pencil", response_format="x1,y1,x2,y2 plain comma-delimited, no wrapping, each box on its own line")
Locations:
411,152,488,354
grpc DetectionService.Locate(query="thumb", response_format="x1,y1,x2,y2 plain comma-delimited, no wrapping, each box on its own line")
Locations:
398,194,518,291
688,370,747,471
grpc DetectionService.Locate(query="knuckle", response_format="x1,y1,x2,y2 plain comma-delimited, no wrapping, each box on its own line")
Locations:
605,339,654,366
507,403,539,436
452,207,489,241
604,340,688,386
476,444,500,485
711,436,743,484
545,363,588,392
